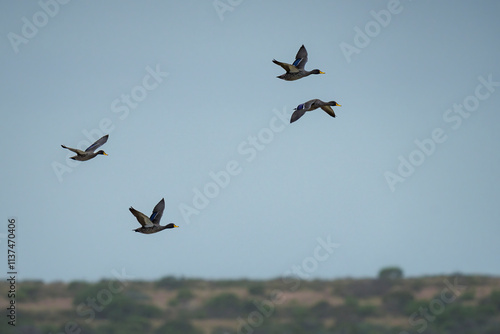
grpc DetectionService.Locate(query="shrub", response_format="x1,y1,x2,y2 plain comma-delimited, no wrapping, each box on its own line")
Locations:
311,300,333,319
17,280,44,302
333,279,393,298
74,284,162,321
67,280,90,292
177,288,195,302
378,267,404,280
155,276,185,290
382,290,414,313
459,288,475,301
485,290,500,310
203,293,243,318
96,316,152,334
104,294,162,320
169,288,195,307
155,319,202,334
248,283,265,296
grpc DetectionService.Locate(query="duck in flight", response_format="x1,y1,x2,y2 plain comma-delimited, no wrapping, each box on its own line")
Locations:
130,198,179,234
291,99,342,123
61,134,109,161
273,45,325,81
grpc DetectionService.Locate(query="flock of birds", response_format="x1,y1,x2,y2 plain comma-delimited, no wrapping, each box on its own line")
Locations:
273,45,342,123
60,45,341,234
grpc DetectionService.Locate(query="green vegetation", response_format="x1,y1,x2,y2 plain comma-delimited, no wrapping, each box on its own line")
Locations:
378,266,404,280
2,274,500,334
203,292,251,318
155,319,202,334
168,287,195,307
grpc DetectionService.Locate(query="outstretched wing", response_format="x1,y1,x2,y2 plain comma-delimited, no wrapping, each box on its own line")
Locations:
129,207,154,227
85,135,109,152
150,198,165,225
292,45,308,70
272,59,299,73
290,108,307,123
61,145,85,156
321,105,336,118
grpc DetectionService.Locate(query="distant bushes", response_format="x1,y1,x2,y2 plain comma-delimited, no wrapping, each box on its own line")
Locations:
168,287,195,307
155,276,187,290
482,290,500,310
382,289,414,313
67,280,91,292
310,300,333,319
247,282,266,296
17,280,66,302
332,279,393,298
378,266,404,280
95,316,152,334
16,281,44,302
102,294,162,320
73,282,162,321
5,275,500,334
155,319,202,334
202,292,252,318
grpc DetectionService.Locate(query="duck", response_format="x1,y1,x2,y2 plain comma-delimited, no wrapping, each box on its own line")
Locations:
291,99,342,123
273,45,325,81
61,134,109,161
130,198,179,234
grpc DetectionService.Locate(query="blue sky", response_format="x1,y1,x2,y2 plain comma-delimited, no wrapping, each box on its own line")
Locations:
1,1,499,282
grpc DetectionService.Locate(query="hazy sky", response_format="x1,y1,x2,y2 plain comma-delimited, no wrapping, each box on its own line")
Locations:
1,1,500,282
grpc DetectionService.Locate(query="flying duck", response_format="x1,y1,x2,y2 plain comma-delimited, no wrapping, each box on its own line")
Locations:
291,99,342,123
61,134,109,161
273,45,325,81
130,198,179,234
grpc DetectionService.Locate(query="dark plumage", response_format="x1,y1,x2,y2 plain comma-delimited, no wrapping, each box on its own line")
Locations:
273,45,325,81
129,198,179,234
291,99,342,123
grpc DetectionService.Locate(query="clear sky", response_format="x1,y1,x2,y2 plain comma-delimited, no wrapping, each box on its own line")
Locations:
1,1,499,282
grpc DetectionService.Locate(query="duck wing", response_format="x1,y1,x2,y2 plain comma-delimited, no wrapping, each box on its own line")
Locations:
129,207,154,227
304,99,320,111
85,134,109,152
61,145,85,156
149,198,165,225
292,45,308,70
290,108,307,123
272,59,299,73
320,105,336,118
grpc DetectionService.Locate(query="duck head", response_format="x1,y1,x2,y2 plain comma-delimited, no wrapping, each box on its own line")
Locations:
311,69,325,75
97,150,108,156
165,223,179,229
328,101,341,107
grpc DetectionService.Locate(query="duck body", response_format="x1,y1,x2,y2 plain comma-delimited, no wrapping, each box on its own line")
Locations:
61,147,107,161
133,223,177,234
273,45,324,81
273,67,324,81
291,99,342,123
129,198,179,235
61,134,109,161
